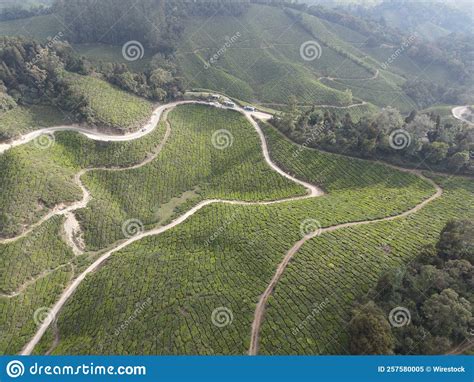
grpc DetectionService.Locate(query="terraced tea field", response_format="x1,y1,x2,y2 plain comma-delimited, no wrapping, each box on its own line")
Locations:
176,3,403,108
259,175,474,354
0,0,472,366
0,3,428,112
0,92,471,356
64,73,153,132
66,103,308,250
0,105,68,141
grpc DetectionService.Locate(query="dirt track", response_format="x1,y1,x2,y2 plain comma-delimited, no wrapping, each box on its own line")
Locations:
452,106,474,126
13,100,443,356
19,101,324,355
248,171,442,355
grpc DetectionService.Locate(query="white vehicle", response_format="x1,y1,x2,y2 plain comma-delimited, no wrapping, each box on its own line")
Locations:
223,101,235,108
210,94,220,100
244,106,256,112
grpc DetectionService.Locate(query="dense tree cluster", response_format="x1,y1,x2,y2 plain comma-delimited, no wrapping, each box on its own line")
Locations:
0,36,184,133
54,0,250,50
348,220,474,354
0,36,84,110
97,54,183,102
272,99,474,174
405,35,473,83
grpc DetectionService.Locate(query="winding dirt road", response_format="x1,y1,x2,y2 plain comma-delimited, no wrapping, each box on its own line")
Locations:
0,101,199,155
248,172,442,355
10,99,442,356
452,106,474,126
1,101,320,248
18,101,323,355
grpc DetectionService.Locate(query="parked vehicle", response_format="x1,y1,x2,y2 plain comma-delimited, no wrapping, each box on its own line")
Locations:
223,101,235,108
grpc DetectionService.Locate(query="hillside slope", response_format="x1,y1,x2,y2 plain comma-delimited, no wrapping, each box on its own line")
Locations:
0,3,426,112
